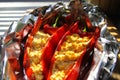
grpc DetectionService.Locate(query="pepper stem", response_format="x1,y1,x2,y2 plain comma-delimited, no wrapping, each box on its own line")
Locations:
53,16,59,27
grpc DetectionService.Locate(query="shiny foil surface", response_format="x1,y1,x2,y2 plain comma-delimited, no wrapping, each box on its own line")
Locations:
0,1,119,80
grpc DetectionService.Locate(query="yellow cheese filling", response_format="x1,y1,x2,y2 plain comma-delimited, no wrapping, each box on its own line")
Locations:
28,31,50,80
51,34,90,80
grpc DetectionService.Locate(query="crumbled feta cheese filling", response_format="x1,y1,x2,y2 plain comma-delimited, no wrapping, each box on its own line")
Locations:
28,31,50,80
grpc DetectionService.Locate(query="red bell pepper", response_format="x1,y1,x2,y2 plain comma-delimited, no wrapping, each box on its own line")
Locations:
47,22,100,80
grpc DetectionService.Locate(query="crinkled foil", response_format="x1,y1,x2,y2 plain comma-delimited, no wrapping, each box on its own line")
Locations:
0,2,119,80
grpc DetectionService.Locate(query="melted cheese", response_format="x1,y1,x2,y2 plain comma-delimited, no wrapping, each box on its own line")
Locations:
50,34,90,80
28,31,50,80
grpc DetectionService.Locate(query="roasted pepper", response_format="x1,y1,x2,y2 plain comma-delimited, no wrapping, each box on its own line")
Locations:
47,22,100,80
41,24,69,80
23,22,69,80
